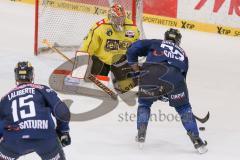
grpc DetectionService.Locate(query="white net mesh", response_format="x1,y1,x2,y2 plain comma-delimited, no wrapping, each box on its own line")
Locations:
36,0,144,54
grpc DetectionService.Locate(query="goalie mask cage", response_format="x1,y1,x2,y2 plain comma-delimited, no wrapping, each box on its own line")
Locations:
34,0,144,55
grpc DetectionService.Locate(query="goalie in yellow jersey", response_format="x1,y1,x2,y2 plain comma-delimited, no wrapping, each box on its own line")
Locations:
80,3,140,93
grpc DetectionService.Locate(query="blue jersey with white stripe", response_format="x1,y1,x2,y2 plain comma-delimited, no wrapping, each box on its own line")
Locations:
0,83,69,140
127,39,189,76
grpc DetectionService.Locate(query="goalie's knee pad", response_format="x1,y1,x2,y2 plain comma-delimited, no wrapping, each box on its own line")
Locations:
113,78,137,93
111,55,135,81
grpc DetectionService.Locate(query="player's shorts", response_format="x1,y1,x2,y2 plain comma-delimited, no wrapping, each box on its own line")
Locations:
138,62,189,108
0,138,66,160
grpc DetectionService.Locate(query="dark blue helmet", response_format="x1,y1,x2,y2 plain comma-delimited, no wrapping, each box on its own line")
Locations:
164,28,182,46
14,61,34,83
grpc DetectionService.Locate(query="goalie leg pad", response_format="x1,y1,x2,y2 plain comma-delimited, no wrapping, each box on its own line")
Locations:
90,56,110,76
113,78,137,93
111,55,138,93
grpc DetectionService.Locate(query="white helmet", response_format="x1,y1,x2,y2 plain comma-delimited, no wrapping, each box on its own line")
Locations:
108,3,126,32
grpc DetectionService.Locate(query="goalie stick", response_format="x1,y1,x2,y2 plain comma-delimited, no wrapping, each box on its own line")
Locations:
88,74,118,100
42,39,74,63
42,39,118,100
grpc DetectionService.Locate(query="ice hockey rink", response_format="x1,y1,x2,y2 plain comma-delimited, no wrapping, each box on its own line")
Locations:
0,0,240,159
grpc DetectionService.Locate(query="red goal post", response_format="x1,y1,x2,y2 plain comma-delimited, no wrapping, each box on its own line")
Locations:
34,0,144,55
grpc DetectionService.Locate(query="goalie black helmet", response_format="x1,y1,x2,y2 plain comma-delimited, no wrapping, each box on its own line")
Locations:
164,28,182,46
14,61,34,83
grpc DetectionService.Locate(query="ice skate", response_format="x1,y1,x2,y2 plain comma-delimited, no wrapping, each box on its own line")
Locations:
135,125,147,149
188,132,208,154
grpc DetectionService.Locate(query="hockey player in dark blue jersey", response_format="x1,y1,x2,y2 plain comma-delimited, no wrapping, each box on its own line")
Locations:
127,28,208,154
0,121,3,140
0,61,71,159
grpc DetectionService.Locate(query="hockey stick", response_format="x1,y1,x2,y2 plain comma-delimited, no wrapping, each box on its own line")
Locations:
193,112,210,124
42,40,118,100
88,74,117,100
42,39,74,63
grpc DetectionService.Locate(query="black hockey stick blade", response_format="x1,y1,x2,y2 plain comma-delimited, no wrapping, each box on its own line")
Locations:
88,74,118,100
193,112,210,124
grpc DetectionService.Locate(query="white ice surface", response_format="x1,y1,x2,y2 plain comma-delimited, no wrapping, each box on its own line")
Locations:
0,0,240,160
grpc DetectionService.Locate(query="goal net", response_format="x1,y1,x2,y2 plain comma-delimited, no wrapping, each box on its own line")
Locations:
34,0,144,55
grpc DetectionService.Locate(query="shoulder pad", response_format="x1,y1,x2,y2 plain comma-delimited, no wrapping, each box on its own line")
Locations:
34,84,56,94
124,18,134,26
26,83,45,89
41,85,56,94
0,96,4,102
96,19,106,27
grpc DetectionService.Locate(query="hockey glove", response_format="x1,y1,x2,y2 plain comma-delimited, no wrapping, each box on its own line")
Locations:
57,130,71,147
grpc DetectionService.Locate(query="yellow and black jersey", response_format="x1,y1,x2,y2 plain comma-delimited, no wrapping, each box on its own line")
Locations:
80,18,140,65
